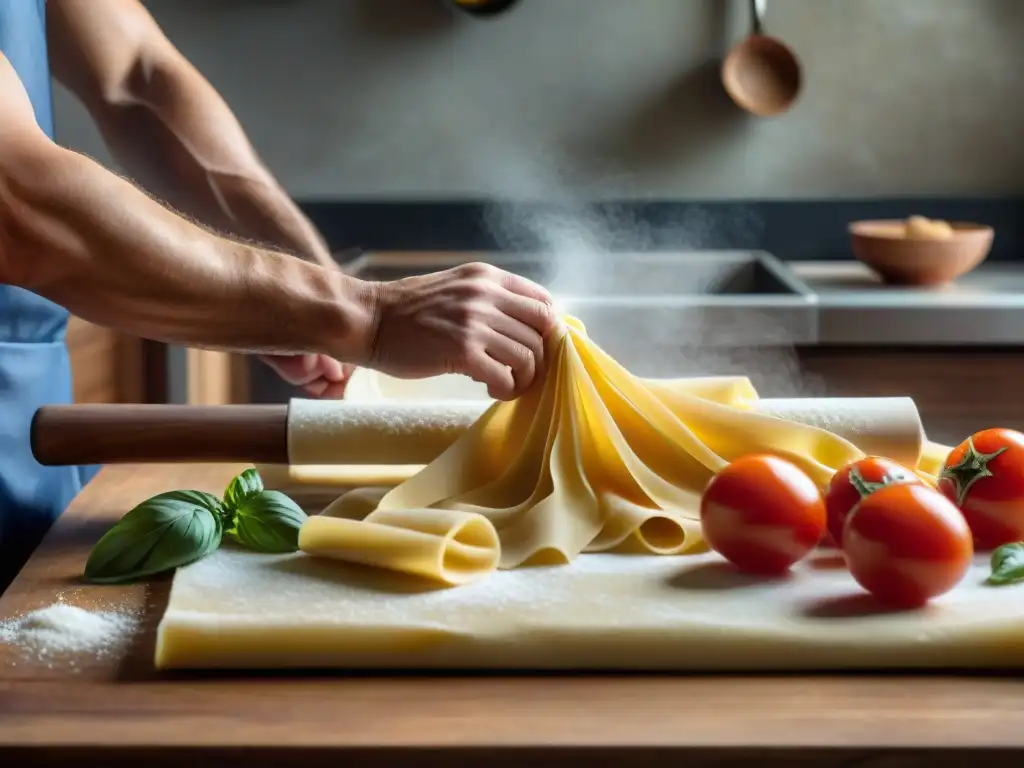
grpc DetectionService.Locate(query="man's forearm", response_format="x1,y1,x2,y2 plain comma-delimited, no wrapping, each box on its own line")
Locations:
86,76,334,268
0,141,374,357
46,0,335,267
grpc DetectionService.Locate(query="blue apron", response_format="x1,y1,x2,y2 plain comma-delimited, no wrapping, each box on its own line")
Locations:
0,0,98,591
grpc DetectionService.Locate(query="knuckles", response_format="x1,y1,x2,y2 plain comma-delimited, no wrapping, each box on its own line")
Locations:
455,261,498,281
457,280,493,303
446,301,482,328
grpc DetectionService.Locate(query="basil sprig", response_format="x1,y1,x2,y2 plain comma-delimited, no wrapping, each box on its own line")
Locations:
228,490,307,554
83,468,308,584
84,490,224,583
987,542,1024,586
223,467,265,510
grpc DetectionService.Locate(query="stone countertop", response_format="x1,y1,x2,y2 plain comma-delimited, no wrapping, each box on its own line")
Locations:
793,262,1024,306
790,262,1024,346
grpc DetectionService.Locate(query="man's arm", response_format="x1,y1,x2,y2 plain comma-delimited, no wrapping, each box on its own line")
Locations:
0,50,373,356
45,0,334,267
0,52,554,399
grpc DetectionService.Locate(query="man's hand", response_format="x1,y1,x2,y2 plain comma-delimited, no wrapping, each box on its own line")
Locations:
367,262,557,401
260,353,355,399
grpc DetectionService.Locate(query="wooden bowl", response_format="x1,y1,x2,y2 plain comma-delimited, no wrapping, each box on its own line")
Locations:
848,219,994,286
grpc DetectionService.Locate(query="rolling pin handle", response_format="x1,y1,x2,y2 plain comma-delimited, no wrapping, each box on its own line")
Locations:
30,404,290,466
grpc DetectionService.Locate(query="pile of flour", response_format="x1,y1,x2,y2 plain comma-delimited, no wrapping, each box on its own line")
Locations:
0,601,140,662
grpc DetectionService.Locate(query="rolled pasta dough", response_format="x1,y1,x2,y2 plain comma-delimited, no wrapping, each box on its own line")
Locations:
299,508,500,586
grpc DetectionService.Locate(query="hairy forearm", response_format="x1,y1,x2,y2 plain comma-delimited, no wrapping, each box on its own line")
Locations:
46,0,334,265
86,71,334,268
0,142,373,356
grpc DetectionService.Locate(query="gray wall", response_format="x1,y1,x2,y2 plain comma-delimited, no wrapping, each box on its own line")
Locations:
52,0,1024,200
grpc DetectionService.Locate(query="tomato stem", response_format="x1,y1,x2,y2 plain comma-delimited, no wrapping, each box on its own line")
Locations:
939,437,1007,507
848,465,913,498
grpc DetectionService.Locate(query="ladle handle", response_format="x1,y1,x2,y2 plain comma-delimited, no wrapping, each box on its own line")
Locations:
751,0,766,36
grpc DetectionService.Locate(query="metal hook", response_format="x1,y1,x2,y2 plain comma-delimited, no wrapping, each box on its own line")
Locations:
751,0,766,36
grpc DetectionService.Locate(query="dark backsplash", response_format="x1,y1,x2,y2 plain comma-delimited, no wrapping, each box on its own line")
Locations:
302,197,1024,261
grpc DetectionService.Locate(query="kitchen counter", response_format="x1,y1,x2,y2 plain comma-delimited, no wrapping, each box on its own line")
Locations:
792,261,1024,346
3,465,1024,766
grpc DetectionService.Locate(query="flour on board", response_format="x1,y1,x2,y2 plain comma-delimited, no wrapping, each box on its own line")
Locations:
0,602,140,662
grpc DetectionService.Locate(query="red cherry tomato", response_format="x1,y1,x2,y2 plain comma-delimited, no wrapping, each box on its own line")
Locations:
843,483,973,608
938,428,1024,550
701,454,826,575
824,456,922,546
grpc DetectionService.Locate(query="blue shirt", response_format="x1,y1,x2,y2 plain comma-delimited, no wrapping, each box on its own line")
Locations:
0,0,96,591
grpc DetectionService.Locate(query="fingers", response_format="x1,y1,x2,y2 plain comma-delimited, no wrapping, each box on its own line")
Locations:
498,270,553,307
465,350,517,401
263,354,354,399
371,262,560,396
456,264,556,399
488,312,545,378
495,290,558,338
316,362,356,399
484,333,536,398
262,353,321,386
457,262,556,334
305,378,349,399
302,378,331,397
316,356,349,383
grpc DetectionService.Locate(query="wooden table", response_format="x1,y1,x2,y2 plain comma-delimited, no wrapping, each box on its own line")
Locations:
2,465,1024,767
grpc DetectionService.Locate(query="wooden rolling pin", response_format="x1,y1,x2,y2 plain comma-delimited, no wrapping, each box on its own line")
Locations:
31,400,488,466
32,396,925,469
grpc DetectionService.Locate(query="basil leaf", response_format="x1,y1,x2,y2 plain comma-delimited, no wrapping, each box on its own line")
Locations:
223,468,264,512
229,490,307,554
987,542,1024,586
84,490,224,583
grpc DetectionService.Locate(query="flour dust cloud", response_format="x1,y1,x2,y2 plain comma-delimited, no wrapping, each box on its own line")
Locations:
476,156,821,398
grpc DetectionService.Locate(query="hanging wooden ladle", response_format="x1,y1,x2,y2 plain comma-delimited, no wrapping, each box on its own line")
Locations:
721,0,802,116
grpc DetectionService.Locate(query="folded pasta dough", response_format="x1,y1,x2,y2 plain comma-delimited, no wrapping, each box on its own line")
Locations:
301,316,941,574
298,507,500,586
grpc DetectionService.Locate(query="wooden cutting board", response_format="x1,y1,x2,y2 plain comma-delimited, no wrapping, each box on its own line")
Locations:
155,541,1024,671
